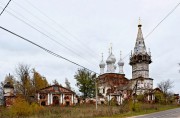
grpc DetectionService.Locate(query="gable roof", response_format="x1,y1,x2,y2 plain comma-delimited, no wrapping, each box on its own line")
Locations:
38,84,75,94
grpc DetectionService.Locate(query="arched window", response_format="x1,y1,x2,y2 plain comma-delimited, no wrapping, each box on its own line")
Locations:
40,94,45,99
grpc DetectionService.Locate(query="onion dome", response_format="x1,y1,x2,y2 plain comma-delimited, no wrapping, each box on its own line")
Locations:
106,55,112,64
118,51,124,66
107,46,116,63
110,53,116,63
118,59,124,66
106,48,113,64
4,82,14,89
99,60,105,68
99,53,105,68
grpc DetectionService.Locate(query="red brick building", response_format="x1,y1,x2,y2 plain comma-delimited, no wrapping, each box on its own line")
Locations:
3,82,15,107
98,73,130,105
37,84,76,106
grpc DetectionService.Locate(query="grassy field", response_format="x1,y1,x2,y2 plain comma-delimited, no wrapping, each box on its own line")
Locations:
109,104,180,118
0,103,179,118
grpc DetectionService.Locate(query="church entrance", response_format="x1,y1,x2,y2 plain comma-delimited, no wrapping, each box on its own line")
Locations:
64,95,70,106
53,96,59,105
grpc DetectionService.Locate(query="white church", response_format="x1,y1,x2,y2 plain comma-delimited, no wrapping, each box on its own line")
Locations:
98,22,154,104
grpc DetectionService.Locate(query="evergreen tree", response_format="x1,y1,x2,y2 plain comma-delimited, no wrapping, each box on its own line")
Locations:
52,79,60,85
65,78,71,90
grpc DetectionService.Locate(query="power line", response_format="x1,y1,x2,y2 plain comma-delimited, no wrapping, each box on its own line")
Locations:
123,1,180,60
145,2,180,39
0,26,99,75
6,0,98,66
13,0,98,60
0,5,98,68
0,0,11,16
0,3,97,68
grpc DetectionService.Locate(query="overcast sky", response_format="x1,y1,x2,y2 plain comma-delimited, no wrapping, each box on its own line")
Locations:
0,0,180,93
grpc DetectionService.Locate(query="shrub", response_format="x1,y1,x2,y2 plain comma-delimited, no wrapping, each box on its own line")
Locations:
137,94,145,102
155,92,166,104
9,97,32,116
8,97,43,117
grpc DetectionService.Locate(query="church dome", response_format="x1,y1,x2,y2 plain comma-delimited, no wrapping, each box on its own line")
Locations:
99,60,105,68
118,59,124,66
110,53,116,63
106,55,112,64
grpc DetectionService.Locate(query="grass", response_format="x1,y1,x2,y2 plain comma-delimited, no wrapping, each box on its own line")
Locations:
0,103,179,118
106,104,180,118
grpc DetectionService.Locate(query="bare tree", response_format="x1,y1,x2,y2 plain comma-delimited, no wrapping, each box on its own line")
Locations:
157,79,173,95
15,63,32,100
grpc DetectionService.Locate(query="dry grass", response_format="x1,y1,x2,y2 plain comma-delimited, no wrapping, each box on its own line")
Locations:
0,104,128,118
0,103,179,118
31,104,123,118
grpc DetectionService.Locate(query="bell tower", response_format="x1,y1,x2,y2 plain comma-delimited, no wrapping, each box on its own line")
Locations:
129,20,153,95
129,21,152,79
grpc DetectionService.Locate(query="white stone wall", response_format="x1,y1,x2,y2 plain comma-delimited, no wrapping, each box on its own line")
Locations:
99,86,111,97
100,68,104,75
4,88,14,94
107,63,116,73
131,79,153,95
132,63,149,79
119,65,124,74
107,64,111,72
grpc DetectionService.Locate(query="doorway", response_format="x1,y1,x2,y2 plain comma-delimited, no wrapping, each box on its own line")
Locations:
53,96,59,105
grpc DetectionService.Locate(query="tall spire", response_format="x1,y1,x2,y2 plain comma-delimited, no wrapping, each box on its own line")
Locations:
138,17,142,27
101,53,104,61
110,43,112,54
134,19,146,55
120,51,122,60
130,19,152,79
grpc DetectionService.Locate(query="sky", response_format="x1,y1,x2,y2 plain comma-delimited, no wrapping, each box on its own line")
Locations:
0,0,180,94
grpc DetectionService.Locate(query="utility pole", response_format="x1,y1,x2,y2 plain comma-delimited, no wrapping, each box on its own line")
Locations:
132,80,138,111
95,77,98,110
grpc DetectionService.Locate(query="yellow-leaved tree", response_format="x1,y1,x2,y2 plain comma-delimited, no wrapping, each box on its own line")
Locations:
32,69,49,92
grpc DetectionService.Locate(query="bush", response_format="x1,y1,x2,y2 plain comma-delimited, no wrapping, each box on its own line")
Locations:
155,92,166,104
9,97,31,116
7,97,43,117
137,94,145,102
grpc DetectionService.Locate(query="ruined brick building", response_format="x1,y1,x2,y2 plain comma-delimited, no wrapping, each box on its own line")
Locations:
98,22,154,104
3,82,15,107
37,84,77,106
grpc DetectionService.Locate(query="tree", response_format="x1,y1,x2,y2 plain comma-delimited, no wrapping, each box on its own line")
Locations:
157,79,173,95
74,69,96,98
52,79,59,85
157,79,174,103
15,63,32,100
32,69,49,92
65,78,71,90
154,91,165,104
